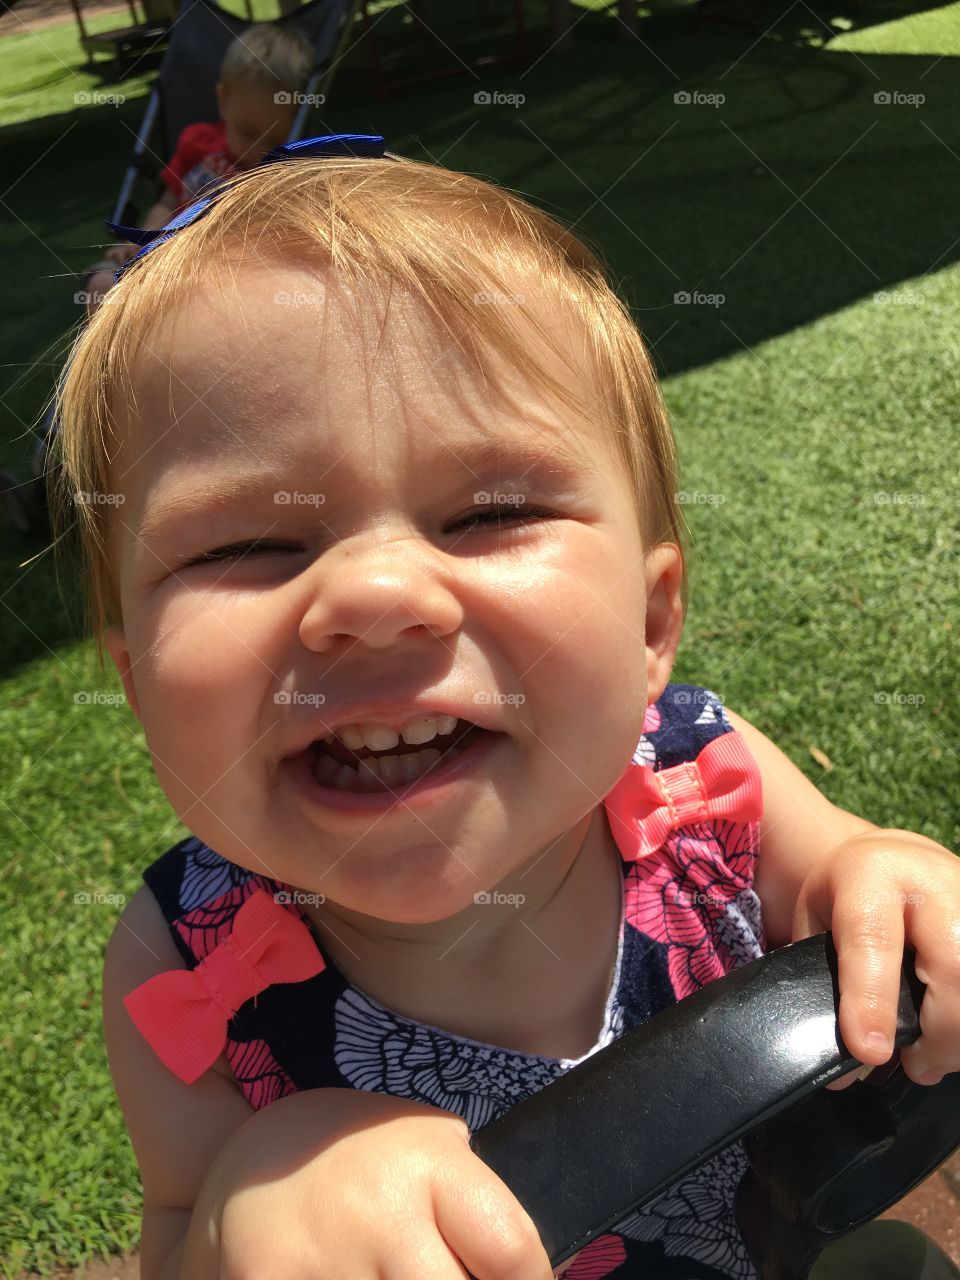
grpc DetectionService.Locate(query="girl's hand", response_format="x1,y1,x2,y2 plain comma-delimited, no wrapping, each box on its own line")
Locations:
185,1085,556,1280
792,830,960,1090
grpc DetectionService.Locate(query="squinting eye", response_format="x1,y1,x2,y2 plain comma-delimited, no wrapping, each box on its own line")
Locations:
178,507,555,570
449,504,555,533
182,540,298,567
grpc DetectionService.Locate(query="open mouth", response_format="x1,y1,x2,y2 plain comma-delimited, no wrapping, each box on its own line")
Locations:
308,718,488,795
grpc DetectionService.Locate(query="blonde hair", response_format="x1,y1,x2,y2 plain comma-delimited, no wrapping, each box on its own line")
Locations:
219,23,314,96
49,154,688,667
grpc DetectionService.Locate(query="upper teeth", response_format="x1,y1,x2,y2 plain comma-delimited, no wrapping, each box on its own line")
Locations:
325,714,460,752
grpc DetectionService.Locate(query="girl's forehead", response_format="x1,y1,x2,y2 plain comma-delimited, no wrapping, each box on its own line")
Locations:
119,258,608,473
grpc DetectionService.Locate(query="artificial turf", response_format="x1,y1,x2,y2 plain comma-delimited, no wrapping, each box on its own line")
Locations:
1,0,958,1271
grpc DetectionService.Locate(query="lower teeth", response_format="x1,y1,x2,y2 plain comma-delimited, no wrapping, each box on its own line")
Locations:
313,743,460,793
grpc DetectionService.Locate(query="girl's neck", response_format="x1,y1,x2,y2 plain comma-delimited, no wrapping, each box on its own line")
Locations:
300,805,625,1058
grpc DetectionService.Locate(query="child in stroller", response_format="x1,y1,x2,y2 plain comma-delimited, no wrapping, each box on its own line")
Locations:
1,21,315,537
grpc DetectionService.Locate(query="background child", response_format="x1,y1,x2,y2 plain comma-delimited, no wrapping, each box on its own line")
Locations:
0,23,314,539
49,140,960,1280
82,22,315,316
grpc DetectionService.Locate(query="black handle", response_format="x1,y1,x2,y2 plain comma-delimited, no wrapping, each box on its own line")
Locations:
468,932,930,1270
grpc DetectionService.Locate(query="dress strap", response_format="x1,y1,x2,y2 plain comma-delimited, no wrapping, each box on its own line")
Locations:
124,887,326,1084
605,731,763,862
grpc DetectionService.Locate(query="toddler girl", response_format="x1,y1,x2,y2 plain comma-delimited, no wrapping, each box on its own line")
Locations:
50,134,960,1280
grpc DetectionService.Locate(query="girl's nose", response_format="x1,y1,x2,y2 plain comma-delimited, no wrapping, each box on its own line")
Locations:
296,540,464,653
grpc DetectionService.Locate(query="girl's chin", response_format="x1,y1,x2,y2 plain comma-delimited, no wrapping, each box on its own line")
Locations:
289,856,513,927
318,876,490,927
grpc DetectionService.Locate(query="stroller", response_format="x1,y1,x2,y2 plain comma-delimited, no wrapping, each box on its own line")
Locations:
0,0,358,538
470,933,960,1280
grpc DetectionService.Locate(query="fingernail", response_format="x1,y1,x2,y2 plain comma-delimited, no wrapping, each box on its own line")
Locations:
856,1064,874,1082
863,1032,892,1056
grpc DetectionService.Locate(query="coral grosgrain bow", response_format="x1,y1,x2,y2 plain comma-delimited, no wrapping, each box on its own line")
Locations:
605,731,763,861
123,888,325,1084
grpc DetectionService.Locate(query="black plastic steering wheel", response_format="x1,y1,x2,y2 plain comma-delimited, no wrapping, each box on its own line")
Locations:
468,933,960,1280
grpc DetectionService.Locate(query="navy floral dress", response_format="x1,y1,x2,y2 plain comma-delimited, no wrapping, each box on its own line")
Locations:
133,683,767,1279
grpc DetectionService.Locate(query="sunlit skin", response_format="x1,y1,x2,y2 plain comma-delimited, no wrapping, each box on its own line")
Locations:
102,257,960,1083
215,78,298,169
104,259,685,1053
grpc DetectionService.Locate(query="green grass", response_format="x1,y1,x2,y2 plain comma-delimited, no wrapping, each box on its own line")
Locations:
825,0,960,51
0,0,285,129
0,9,157,130
1,0,959,1272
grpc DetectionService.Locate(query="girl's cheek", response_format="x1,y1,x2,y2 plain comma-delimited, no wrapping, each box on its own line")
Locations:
145,597,274,680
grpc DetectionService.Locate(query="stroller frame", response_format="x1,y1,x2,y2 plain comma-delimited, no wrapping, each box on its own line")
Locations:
110,0,360,229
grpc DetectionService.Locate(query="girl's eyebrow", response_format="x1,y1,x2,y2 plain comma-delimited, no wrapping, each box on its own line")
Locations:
434,439,599,482
137,441,598,542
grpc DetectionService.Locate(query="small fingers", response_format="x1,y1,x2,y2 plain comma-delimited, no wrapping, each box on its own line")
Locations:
833,904,905,1068
381,1233,472,1280
434,1159,554,1280
899,926,960,1086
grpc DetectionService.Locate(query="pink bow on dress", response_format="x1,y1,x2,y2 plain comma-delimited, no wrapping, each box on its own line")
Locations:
605,730,763,861
123,887,325,1084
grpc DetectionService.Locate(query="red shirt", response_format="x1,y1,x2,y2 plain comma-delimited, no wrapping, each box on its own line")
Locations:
158,121,241,210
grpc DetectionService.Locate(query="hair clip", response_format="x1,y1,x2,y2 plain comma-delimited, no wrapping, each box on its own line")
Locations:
103,133,389,283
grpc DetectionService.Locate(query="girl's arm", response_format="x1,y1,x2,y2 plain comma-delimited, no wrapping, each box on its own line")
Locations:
102,884,257,1278
104,888,550,1280
724,707,876,949
725,707,960,1089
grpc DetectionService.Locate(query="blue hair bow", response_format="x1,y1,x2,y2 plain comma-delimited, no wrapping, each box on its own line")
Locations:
104,133,389,283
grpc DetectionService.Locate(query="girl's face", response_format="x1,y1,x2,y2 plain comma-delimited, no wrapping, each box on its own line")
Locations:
106,260,682,923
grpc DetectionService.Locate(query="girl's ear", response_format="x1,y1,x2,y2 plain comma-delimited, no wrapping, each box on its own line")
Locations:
644,543,684,706
105,626,142,723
